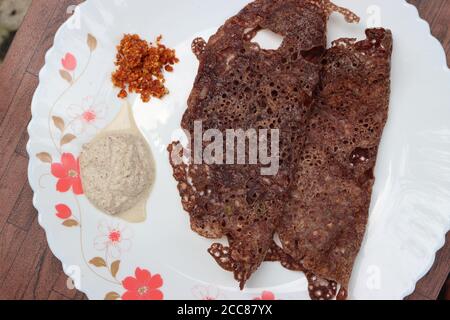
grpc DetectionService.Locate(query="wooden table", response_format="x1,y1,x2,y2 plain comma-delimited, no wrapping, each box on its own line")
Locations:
0,0,448,300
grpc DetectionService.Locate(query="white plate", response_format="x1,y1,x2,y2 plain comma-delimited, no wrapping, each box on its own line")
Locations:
27,0,450,300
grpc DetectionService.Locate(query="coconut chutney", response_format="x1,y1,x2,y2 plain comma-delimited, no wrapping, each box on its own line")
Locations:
80,132,155,216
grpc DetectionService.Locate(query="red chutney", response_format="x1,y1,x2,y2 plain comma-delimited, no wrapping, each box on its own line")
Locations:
112,34,179,103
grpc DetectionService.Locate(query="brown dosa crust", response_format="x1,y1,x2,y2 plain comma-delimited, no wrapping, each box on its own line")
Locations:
169,0,333,288
277,28,393,299
169,0,365,292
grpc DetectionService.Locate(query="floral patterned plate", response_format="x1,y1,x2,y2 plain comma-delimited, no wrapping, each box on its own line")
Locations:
27,0,450,300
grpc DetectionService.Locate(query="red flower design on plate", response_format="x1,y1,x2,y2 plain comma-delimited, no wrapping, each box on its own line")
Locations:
61,53,77,71
121,268,163,300
51,153,83,195
94,221,132,259
67,96,107,135
254,290,275,300
55,204,72,219
191,285,225,300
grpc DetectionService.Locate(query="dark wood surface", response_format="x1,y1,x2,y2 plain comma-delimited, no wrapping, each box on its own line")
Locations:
0,0,448,300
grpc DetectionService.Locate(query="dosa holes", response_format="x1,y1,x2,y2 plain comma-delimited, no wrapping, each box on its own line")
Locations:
251,29,284,50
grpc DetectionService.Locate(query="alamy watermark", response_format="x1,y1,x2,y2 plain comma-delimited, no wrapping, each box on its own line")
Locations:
170,121,280,176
